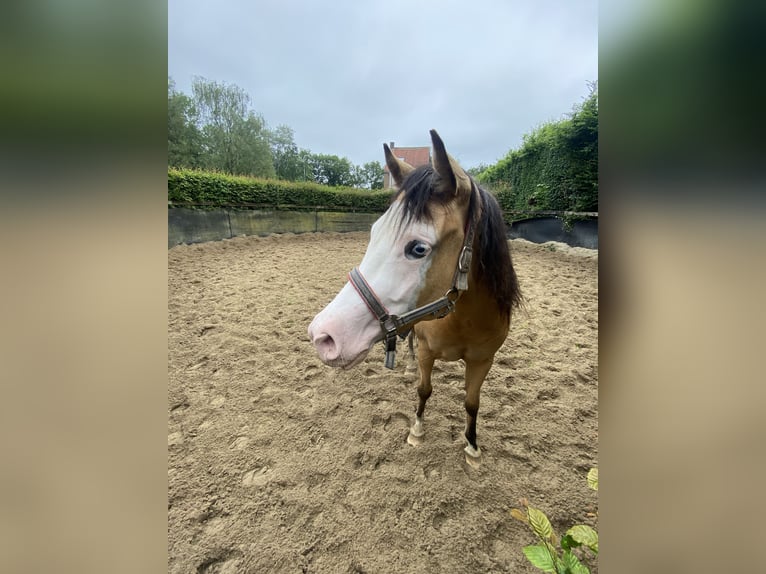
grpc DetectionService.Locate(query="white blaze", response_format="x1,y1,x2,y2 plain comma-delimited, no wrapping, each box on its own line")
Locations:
308,201,437,369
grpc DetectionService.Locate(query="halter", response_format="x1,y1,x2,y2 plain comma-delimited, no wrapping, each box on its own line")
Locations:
348,185,479,369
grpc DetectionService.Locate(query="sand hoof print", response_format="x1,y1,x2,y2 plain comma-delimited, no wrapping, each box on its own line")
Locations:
383,412,410,432
242,466,271,487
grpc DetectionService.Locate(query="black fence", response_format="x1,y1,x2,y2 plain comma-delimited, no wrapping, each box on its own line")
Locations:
507,214,598,249
168,206,598,249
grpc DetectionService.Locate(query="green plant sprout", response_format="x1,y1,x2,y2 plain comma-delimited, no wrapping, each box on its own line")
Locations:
511,468,598,574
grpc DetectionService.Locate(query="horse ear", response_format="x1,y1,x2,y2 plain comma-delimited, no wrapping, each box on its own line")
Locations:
430,129,472,199
383,143,414,187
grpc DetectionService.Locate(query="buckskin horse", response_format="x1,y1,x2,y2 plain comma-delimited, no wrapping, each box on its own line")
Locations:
308,130,521,466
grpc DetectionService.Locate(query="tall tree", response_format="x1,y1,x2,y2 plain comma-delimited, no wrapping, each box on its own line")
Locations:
296,149,315,182
168,77,203,168
311,154,356,187
358,161,385,189
268,124,303,180
191,77,275,178
169,77,394,188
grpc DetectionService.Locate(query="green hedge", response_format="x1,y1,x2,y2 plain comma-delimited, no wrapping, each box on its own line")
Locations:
480,144,597,215
483,145,582,214
478,89,598,214
167,168,557,227
168,168,392,212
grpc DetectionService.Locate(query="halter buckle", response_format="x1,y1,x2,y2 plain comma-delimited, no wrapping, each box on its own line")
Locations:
458,245,472,273
380,315,398,335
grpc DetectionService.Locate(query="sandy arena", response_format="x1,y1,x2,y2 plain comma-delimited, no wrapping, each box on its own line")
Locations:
168,231,598,573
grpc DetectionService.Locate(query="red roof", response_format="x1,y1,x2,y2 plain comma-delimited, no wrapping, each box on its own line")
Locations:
383,146,431,172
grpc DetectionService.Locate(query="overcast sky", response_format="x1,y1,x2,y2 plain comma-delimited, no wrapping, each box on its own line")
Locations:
168,0,597,170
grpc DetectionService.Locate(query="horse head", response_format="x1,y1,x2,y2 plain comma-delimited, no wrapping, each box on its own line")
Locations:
308,130,477,369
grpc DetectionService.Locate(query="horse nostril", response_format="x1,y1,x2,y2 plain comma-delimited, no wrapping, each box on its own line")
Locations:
313,333,338,360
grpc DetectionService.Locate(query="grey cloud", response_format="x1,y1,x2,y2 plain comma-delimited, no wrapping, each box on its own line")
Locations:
169,0,597,169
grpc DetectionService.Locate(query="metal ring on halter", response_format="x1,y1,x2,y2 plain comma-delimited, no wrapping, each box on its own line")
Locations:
445,287,461,303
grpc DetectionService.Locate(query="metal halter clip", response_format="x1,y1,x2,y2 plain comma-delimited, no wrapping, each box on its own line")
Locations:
384,332,398,369
380,315,400,369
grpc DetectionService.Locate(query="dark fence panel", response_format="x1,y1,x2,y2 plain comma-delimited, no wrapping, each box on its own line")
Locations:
168,207,380,248
168,208,232,247
169,208,599,249
508,217,598,249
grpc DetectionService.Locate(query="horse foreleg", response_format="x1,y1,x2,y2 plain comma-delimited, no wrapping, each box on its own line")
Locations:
407,348,434,446
463,358,493,467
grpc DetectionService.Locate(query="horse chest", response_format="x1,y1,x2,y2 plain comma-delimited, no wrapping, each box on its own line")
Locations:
418,309,509,361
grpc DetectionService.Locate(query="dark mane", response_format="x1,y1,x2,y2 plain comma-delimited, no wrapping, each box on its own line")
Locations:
394,165,522,316
473,183,522,316
393,165,451,224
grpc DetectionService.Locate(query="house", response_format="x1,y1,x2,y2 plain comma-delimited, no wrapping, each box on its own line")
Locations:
382,142,431,189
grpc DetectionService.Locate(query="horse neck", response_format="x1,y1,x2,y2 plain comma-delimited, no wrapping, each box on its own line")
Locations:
457,226,511,322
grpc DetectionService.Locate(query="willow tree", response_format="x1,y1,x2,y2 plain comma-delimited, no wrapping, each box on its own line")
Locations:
191,77,275,178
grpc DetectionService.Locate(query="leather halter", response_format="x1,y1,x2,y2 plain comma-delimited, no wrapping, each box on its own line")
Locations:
348,185,479,369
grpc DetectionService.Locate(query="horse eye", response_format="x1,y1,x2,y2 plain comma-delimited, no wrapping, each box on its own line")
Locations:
405,240,430,260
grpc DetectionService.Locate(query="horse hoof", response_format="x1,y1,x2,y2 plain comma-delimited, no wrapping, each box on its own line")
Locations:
464,444,482,468
407,420,424,446
407,432,424,446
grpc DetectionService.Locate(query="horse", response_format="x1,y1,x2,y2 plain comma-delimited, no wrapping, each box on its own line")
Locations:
308,130,521,466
